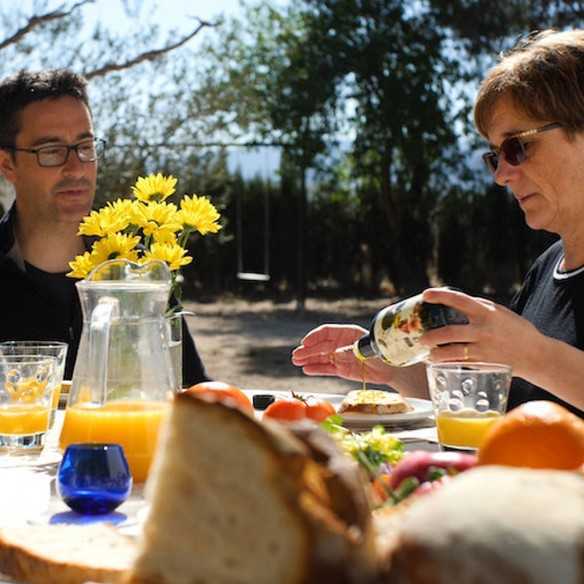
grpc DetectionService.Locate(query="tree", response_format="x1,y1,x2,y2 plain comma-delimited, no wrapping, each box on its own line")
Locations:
0,1,218,204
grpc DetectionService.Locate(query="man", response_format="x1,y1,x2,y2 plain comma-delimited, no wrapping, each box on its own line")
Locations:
0,68,209,384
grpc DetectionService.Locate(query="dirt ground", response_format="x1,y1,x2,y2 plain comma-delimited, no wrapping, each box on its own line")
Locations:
183,296,391,395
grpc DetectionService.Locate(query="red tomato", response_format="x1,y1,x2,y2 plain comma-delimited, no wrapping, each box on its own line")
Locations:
187,381,253,412
371,473,392,505
305,399,336,422
264,398,307,421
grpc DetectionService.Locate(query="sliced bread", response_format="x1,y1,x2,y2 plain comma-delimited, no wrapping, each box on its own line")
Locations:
127,391,378,584
378,466,584,584
0,524,135,584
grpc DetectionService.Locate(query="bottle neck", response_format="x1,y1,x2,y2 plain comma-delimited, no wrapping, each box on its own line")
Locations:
353,333,377,360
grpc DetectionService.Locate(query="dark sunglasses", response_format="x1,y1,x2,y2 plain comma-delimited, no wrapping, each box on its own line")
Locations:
482,122,562,175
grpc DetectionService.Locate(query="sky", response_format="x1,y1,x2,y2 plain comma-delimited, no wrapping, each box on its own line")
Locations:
83,0,273,39
5,1,284,180
84,0,283,179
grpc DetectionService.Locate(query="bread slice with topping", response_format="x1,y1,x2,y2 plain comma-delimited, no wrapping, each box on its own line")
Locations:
339,390,412,415
127,391,378,584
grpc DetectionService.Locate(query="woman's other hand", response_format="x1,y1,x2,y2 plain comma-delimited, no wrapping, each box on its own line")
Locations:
291,324,395,385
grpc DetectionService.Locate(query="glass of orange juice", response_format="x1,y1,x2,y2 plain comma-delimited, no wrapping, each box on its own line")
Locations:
0,342,68,428
0,355,58,451
426,362,512,452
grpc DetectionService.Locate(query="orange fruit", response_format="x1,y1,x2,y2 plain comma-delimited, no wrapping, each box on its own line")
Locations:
186,381,253,413
477,400,584,470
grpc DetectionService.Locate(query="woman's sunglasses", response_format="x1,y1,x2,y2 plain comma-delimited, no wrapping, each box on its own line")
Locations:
482,122,562,175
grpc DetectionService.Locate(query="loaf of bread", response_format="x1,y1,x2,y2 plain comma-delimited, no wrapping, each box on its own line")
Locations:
127,391,378,584
0,524,135,584
339,390,412,415
377,466,584,584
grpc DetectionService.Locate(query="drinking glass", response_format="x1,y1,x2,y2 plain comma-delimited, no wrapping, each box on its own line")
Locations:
0,355,58,451
426,362,512,452
0,342,68,427
57,443,132,515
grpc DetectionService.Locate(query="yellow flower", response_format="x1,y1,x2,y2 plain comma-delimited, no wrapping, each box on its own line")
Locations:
130,201,182,243
178,195,221,235
78,199,131,237
67,251,97,279
142,242,193,271
132,173,177,203
90,233,141,265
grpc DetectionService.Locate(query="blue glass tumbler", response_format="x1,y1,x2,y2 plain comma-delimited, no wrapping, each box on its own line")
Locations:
57,443,132,515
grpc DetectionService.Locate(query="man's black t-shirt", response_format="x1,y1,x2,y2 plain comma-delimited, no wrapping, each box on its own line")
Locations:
510,239,584,417
24,262,77,326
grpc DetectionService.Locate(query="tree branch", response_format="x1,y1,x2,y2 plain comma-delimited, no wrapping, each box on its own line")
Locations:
0,0,94,51
83,19,215,80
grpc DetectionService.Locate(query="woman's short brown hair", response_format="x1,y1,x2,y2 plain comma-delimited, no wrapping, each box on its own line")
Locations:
474,29,584,138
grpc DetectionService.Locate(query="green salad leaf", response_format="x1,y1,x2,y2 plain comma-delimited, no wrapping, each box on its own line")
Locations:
321,417,404,478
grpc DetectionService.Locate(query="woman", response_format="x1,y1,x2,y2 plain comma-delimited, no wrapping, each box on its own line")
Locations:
292,29,584,415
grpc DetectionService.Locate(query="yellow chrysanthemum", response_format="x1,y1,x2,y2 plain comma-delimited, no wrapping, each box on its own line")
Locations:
178,195,221,235
78,199,131,237
90,233,141,265
132,173,177,203
67,251,98,279
142,242,193,271
130,201,182,243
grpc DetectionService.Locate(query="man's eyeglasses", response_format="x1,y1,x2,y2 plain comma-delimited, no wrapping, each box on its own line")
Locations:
2,137,106,168
482,122,562,175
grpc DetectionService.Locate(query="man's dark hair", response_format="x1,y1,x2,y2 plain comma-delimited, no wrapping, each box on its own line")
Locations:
0,69,90,148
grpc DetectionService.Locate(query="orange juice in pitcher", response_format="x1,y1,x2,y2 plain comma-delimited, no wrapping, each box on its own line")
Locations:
60,400,170,482
64,259,177,482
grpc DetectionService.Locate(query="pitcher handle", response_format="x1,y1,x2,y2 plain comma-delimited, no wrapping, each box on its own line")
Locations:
89,296,119,405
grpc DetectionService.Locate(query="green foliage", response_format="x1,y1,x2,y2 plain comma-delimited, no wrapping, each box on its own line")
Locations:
1,1,580,299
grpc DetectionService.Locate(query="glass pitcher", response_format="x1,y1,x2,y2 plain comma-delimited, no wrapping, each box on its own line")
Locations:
59,259,175,482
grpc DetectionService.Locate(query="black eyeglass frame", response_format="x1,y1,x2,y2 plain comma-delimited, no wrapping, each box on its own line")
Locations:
0,137,106,168
482,122,563,175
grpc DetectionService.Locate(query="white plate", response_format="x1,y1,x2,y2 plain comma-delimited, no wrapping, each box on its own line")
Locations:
243,389,346,410
243,390,432,426
339,397,434,426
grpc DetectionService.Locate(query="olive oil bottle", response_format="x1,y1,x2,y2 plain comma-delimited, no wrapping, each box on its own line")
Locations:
353,292,468,367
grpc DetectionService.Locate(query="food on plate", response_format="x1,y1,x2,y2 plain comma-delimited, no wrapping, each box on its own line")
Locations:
263,396,307,421
338,389,412,415
263,392,336,423
0,524,135,584
478,400,584,470
305,396,336,422
186,380,253,412
127,390,378,584
323,417,404,506
373,450,476,506
376,466,584,584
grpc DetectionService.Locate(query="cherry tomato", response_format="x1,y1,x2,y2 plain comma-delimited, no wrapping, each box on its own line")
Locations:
371,473,392,505
264,398,307,421
187,381,253,412
305,399,336,422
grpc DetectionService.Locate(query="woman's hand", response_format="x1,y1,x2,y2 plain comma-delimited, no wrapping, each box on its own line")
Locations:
291,324,395,385
420,288,542,378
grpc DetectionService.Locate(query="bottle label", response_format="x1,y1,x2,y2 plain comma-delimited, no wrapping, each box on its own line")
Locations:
373,297,430,367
